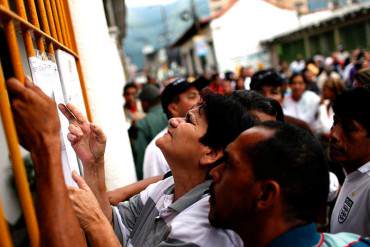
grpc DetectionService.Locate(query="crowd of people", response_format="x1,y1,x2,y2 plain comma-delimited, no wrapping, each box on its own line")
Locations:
125,48,370,181
3,46,370,247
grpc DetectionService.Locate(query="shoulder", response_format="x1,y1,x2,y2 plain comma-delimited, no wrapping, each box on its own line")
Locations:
324,232,370,246
283,95,294,105
303,90,320,102
167,196,243,247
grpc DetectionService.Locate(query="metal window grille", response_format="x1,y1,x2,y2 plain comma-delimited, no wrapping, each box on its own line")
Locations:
0,0,93,246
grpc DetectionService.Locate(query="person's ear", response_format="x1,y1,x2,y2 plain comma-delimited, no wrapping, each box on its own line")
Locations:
168,102,179,118
256,180,280,210
200,147,223,166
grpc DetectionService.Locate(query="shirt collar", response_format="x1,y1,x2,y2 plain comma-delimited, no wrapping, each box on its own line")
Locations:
167,180,211,213
267,223,321,247
358,161,370,174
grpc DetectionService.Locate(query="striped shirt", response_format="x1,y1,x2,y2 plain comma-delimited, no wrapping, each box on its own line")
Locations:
112,177,243,247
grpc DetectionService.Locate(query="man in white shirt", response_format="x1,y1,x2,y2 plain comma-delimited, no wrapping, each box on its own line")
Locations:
330,88,370,236
143,77,206,178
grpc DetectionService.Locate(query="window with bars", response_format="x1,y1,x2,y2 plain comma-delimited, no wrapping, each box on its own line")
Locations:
0,0,91,246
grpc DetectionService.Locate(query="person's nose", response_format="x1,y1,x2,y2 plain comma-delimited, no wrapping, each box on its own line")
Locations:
168,117,185,129
329,125,340,144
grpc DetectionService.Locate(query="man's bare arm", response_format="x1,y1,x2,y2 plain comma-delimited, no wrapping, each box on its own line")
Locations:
6,77,86,247
58,103,112,221
107,175,163,205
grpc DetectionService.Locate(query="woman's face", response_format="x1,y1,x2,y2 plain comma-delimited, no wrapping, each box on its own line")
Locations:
322,85,335,100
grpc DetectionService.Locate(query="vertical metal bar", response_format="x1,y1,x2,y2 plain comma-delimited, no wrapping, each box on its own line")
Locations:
25,0,46,53
12,0,35,57
56,0,71,48
54,0,69,47
44,0,58,40
0,62,40,247
61,0,94,122
61,0,76,52
36,0,54,53
0,200,13,247
49,0,63,43
0,0,25,82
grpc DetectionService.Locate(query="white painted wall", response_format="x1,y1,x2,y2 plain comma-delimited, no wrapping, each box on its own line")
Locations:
211,0,299,72
68,0,137,189
0,117,21,224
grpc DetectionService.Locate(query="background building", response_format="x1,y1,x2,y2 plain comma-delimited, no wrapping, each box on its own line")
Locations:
263,1,370,66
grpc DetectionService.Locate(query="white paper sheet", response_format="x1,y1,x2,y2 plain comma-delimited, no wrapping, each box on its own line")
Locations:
28,56,81,187
55,50,87,117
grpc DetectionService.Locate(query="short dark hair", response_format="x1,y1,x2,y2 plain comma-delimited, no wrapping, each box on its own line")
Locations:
289,72,303,84
332,88,370,136
354,68,370,88
245,122,329,223
250,69,284,92
231,90,284,122
123,83,137,95
199,93,254,151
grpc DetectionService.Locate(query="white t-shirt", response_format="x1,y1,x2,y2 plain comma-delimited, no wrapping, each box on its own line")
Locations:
331,161,370,237
314,100,334,135
328,172,340,202
283,90,320,126
143,128,170,179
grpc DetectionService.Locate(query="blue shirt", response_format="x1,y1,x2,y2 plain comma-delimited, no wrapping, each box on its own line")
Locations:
268,223,370,247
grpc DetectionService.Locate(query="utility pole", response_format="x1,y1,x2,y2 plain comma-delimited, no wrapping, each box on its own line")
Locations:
191,0,200,32
160,5,170,47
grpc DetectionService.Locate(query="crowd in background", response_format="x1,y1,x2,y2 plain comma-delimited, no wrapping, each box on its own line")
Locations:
124,47,370,182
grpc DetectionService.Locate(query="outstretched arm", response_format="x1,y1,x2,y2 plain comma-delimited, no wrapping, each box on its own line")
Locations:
107,175,163,205
6,77,86,247
58,103,111,221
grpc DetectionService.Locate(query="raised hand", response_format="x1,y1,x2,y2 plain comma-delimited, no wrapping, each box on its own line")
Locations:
69,172,121,247
58,103,106,166
68,171,104,231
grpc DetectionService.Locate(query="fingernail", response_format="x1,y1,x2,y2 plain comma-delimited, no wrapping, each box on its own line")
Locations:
25,75,33,83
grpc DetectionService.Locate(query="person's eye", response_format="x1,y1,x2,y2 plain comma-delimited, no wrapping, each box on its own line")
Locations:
187,93,199,99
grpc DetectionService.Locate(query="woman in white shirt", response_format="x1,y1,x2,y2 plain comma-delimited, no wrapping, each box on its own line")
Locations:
283,73,320,127
315,77,345,137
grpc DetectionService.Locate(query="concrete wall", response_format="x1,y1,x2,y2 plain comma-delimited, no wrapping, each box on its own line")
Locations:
68,0,137,189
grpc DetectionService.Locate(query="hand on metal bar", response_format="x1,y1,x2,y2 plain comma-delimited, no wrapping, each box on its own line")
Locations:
6,76,60,152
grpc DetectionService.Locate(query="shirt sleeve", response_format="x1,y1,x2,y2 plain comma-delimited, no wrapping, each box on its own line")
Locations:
112,194,144,245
